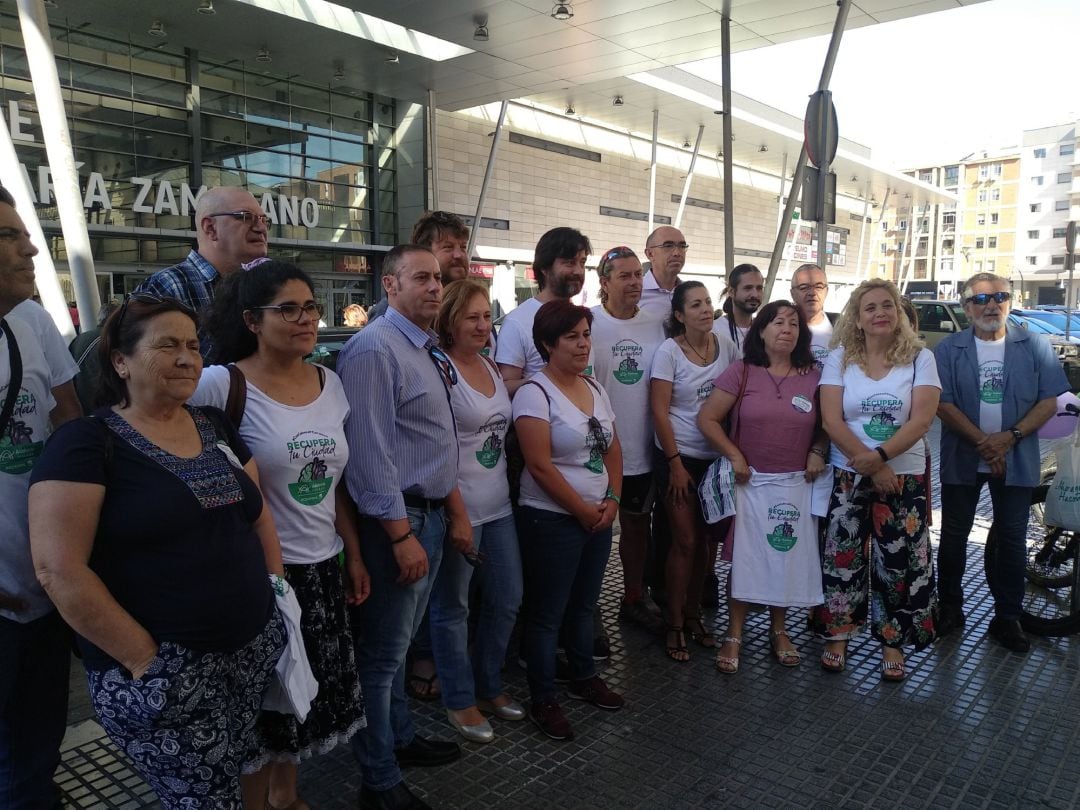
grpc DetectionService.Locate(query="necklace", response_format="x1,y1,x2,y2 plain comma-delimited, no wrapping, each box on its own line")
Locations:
603,302,639,320
767,365,793,398
685,334,712,365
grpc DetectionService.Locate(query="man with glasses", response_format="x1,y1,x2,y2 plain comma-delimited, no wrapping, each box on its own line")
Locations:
338,244,472,810
369,211,472,323
935,273,1067,652
0,186,80,809
640,226,688,319
136,186,268,359
790,263,832,369
590,246,665,633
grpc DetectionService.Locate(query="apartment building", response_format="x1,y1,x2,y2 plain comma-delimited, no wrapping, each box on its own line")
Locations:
956,149,1020,294
1017,122,1079,305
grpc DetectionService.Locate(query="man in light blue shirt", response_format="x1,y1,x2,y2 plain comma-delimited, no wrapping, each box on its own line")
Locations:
338,244,472,810
935,272,1067,653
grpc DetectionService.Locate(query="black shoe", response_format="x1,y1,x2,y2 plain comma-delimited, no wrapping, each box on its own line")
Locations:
936,605,966,638
394,735,462,768
592,635,611,661
988,617,1031,653
358,781,432,810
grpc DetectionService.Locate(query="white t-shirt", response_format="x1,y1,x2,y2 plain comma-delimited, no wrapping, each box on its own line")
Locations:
650,335,738,460
589,305,666,475
191,365,350,564
807,318,834,370
713,315,750,354
975,335,1006,474
495,297,545,378
448,357,513,526
512,373,616,515
10,299,79,388
819,347,941,475
0,314,57,622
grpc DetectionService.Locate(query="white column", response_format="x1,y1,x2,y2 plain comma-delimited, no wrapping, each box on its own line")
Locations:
674,124,705,229
647,109,659,236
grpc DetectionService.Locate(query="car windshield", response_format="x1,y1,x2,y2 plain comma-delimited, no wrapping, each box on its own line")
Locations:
1012,315,1060,335
948,304,970,328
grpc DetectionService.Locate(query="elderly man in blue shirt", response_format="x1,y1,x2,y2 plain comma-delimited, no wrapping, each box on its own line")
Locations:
935,272,1068,653
339,244,473,810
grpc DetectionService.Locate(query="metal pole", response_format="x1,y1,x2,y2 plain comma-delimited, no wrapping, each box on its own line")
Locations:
898,203,916,293
763,0,853,299
674,124,705,229
721,10,735,274
852,181,870,283
0,105,73,340
428,89,440,210
647,109,658,235
776,151,789,232
17,0,99,328
466,100,507,261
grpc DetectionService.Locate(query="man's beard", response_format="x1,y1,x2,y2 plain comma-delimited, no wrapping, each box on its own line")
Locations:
735,299,760,315
974,314,1005,333
552,275,583,298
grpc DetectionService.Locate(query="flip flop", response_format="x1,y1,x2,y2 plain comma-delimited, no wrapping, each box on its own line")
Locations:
405,672,442,701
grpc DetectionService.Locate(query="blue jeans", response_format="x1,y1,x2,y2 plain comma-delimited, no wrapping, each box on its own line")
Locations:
938,476,1033,620
430,512,522,710
517,506,612,703
0,610,70,810
350,507,446,791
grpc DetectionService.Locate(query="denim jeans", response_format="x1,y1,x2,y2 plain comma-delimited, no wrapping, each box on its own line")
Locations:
430,512,522,710
938,476,1033,620
0,610,70,810
517,505,612,703
350,507,446,791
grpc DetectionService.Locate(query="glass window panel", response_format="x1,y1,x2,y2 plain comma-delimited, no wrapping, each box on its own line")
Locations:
3,47,30,79
332,112,370,142
202,89,246,117
296,133,334,162
70,63,132,98
131,101,188,134
246,74,290,103
377,168,395,194
72,121,135,153
135,131,190,162
291,85,331,114
132,74,186,107
378,212,397,238
241,149,299,179
331,138,365,165
373,97,394,127
203,115,247,144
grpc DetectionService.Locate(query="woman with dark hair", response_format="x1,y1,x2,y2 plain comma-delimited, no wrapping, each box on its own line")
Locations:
191,261,368,810
650,281,738,662
698,300,829,673
29,295,286,808
513,299,624,741
715,264,764,352
813,279,940,681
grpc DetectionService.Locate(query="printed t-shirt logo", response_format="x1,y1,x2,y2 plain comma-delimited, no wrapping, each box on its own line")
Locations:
696,381,715,401
979,361,1004,404
475,415,507,469
286,430,337,505
0,388,43,475
765,502,800,552
861,393,902,440
811,344,829,369
584,423,611,475
611,339,644,385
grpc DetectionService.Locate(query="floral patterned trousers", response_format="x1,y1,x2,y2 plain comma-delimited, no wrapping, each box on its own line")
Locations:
812,469,937,650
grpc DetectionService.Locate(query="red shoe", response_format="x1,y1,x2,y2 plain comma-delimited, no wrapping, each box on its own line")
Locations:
529,699,574,740
567,676,625,711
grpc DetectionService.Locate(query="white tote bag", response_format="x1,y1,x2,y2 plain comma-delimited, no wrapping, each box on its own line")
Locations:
699,456,737,524
731,469,824,607
1044,430,1080,531
262,577,319,722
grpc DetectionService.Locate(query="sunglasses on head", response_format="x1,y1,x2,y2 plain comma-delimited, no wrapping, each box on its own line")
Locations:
587,416,610,455
114,292,195,335
965,291,1011,306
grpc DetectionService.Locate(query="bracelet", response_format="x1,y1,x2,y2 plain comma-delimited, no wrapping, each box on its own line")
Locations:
809,447,828,458
392,530,414,545
875,446,889,462
666,451,680,462
605,488,621,505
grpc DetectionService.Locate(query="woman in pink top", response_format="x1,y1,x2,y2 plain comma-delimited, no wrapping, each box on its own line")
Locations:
698,301,829,673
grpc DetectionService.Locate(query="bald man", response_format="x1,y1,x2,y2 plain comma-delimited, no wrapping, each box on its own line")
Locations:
136,186,269,359
640,226,689,319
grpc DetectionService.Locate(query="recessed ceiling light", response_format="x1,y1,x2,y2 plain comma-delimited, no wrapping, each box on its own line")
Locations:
196,0,215,14
758,144,768,153
474,24,489,41
385,52,400,64
551,3,574,21
683,139,691,149
256,47,272,62
147,20,167,38
612,96,624,106
565,104,575,116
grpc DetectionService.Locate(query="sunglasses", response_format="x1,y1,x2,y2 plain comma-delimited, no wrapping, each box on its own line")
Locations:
965,291,1011,306
587,415,610,456
428,345,458,388
114,292,195,335
248,302,324,322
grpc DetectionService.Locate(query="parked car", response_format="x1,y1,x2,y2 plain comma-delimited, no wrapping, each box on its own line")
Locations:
307,326,361,372
1014,308,1080,339
908,300,969,349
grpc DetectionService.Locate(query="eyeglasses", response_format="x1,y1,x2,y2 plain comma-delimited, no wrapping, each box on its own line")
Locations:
646,241,690,251
794,283,828,293
208,210,270,227
586,416,610,455
965,291,1011,306
0,227,31,241
428,345,458,388
249,302,323,322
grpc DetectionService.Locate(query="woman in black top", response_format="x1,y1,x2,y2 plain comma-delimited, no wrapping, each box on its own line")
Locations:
29,296,286,809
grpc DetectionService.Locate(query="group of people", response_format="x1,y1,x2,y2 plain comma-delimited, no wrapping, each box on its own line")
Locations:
0,181,1068,810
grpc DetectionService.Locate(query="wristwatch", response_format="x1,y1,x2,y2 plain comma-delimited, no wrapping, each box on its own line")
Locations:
1010,427,1023,443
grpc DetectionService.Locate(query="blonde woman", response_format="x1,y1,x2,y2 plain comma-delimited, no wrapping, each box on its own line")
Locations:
342,303,368,327
812,280,941,682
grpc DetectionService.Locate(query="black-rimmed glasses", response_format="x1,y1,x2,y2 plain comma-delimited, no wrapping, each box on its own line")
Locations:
208,210,270,227
248,303,323,322
794,282,828,293
965,291,1011,306
428,345,458,388
646,240,690,251
587,416,610,455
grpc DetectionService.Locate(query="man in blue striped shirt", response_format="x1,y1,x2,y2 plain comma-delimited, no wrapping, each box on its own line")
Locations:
339,244,473,810
135,186,268,360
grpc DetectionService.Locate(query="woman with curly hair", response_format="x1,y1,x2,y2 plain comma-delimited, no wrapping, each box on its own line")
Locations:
812,279,941,681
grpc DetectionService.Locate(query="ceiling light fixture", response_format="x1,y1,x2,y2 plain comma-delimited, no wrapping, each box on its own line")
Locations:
196,0,215,14
758,144,768,153
333,62,345,81
147,20,167,38
682,139,691,149
474,24,489,41
713,109,723,115
385,52,400,64
256,47,272,62
850,174,858,182
565,104,575,116
612,95,623,106
551,3,574,21
716,150,723,159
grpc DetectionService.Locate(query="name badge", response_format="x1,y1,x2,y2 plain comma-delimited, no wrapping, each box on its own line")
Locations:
791,394,813,413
